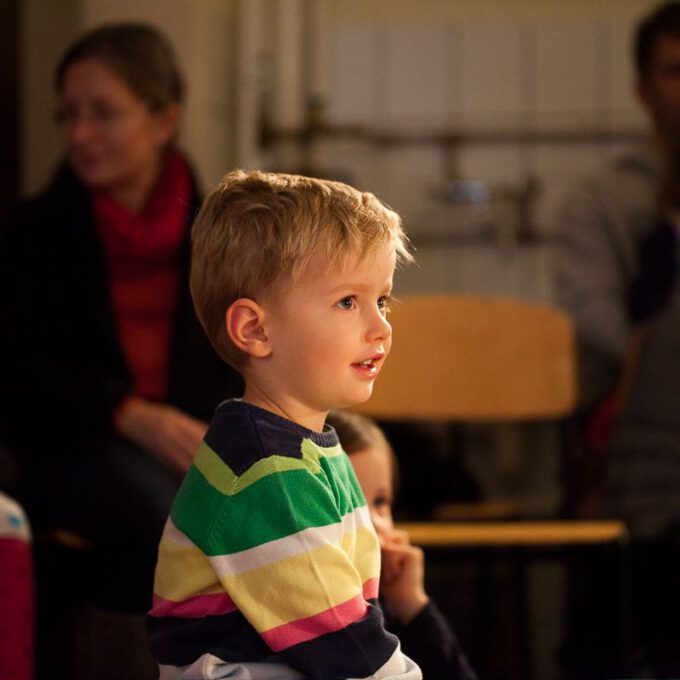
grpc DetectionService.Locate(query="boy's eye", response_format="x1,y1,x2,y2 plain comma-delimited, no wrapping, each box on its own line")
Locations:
337,296,355,310
377,296,391,313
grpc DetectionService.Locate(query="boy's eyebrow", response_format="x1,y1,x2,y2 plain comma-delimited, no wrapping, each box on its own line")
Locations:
328,281,393,294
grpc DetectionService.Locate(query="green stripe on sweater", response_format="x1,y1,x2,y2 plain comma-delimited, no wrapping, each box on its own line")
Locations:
171,442,365,555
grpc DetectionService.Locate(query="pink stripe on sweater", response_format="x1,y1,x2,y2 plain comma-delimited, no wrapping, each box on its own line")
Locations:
362,577,379,601
262,593,368,652
150,591,237,618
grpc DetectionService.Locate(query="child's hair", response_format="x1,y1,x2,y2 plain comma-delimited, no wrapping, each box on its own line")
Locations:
326,409,400,492
190,169,412,367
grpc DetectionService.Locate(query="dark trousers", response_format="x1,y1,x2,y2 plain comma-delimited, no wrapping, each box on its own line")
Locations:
19,438,182,613
563,537,680,679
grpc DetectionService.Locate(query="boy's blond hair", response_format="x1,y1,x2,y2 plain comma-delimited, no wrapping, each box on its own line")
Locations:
190,169,411,367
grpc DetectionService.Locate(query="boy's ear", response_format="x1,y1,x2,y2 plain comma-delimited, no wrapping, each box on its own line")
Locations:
225,298,272,358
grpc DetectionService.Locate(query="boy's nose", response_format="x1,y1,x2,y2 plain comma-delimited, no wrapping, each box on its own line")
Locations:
368,311,391,343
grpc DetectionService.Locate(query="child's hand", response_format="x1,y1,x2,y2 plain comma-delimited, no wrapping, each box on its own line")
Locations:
379,528,429,625
114,397,207,473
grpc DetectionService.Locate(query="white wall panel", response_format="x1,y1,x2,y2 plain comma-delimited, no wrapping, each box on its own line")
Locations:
328,23,383,123
534,20,599,128
381,22,459,124
460,21,527,127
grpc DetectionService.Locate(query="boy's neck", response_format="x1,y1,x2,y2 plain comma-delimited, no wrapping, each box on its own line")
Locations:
242,384,327,433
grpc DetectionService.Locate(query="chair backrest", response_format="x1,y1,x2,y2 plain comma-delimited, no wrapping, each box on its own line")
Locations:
357,293,577,422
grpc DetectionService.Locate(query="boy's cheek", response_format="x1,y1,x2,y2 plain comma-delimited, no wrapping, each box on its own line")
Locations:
383,334,393,357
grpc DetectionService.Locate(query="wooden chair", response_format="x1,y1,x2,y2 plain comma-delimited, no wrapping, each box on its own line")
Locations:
355,293,631,678
359,292,576,423
356,292,578,517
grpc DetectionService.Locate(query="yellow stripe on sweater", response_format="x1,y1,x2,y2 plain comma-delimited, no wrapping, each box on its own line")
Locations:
193,438,345,497
154,535,220,603
217,529,380,632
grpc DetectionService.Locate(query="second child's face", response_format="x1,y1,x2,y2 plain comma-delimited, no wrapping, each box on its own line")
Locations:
259,243,396,430
349,444,395,541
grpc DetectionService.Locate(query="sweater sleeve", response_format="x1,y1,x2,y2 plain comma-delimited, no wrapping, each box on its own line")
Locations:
164,441,421,680
386,600,477,680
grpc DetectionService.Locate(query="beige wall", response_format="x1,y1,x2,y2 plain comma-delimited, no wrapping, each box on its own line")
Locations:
20,0,661,197
21,0,80,194
328,0,659,21
310,0,660,241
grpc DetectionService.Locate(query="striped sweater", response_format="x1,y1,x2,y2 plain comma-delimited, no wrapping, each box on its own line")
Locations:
148,400,418,679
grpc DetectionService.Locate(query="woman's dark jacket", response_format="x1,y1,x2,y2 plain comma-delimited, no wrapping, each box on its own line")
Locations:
0,163,243,461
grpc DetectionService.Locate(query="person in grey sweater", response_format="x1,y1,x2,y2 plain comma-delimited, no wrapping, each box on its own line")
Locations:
554,3,680,675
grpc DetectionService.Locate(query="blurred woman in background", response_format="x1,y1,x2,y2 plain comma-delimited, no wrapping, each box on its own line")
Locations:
0,22,242,678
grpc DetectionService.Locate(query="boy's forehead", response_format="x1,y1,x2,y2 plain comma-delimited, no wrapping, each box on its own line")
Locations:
312,243,396,279
264,242,397,303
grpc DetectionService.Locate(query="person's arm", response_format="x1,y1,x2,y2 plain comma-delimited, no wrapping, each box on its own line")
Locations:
627,147,678,325
553,182,632,409
554,184,631,361
175,444,420,679
380,529,477,680
387,601,477,680
113,397,207,473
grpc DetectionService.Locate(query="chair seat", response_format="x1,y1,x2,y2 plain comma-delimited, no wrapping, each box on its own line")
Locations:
397,520,627,547
432,499,521,522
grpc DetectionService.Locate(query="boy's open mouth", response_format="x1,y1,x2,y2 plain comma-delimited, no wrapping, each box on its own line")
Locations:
351,352,385,377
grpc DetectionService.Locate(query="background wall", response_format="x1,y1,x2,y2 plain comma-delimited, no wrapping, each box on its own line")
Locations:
20,0,659,296
22,0,658,200
299,0,657,233
21,0,80,194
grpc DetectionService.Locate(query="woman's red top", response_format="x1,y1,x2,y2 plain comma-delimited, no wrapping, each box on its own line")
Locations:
92,153,190,401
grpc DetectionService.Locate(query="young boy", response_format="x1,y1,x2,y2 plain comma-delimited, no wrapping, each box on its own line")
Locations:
147,170,421,679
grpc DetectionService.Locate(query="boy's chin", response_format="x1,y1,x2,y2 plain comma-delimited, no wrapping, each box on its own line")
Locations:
335,389,375,410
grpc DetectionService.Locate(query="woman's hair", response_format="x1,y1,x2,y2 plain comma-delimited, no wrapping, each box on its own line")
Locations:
56,22,184,110
326,410,400,492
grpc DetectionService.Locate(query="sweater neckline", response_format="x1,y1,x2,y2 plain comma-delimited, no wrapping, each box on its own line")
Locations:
217,399,340,448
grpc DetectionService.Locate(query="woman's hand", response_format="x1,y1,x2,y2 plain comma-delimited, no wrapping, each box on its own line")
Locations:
379,528,429,624
114,396,207,474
